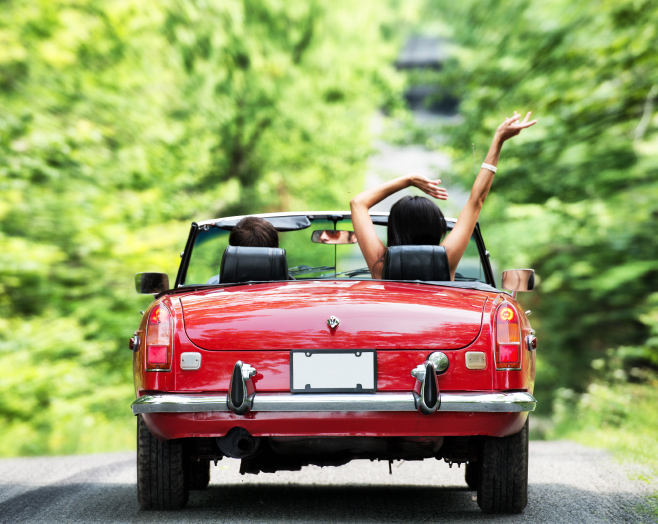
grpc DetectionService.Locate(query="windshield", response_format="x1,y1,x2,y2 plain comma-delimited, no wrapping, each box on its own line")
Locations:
183,218,487,285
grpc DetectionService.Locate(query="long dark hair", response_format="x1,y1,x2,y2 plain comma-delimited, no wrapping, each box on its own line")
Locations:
387,196,447,247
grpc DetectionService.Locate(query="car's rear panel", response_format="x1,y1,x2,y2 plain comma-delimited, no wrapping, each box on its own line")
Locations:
133,280,535,439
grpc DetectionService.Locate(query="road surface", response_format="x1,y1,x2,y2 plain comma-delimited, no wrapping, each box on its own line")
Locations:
366,112,468,219
0,440,655,523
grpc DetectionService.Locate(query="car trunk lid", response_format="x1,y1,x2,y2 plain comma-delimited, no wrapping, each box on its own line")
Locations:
180,281,488,351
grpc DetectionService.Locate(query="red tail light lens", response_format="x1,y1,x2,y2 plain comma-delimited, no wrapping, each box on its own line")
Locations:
149,306,165,324
495,302,521,369
498,344,520,363
146,304,172,370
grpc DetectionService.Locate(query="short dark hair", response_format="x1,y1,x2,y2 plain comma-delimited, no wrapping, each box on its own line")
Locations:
229,216,279,248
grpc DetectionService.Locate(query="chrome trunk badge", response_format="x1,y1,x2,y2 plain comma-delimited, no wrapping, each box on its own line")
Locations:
327,316,340,329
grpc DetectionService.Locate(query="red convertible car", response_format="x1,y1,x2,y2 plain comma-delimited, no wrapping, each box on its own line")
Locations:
131,211,537,514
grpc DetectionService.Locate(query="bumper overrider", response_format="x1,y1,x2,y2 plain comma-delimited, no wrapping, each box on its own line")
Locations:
133,360,536,416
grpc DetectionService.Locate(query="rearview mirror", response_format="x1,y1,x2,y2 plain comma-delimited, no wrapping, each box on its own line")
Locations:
311,230,358,245
501,269,535,292
135,272,170,294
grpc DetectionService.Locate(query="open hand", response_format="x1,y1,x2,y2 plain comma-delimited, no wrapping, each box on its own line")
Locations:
409,175,449,200
495,111,538,142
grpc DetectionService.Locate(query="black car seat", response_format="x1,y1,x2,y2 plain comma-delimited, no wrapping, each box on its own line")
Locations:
219,246,289,284
382,245,450,281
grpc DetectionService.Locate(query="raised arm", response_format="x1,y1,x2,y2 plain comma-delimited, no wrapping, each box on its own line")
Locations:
442,111,537,279
350,175,448,279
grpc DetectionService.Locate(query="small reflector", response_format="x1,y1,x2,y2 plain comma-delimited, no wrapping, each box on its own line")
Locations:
147,345,168,364
498,344,519,364
465,351,486,370
180,352,202,370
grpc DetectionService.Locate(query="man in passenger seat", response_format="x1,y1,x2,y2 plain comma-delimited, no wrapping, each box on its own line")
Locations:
229,216,279,248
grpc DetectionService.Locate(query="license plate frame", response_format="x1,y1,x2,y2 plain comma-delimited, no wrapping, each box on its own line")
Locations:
289,349,377,393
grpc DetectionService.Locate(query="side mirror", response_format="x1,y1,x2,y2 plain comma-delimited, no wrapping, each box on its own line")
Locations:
311,230,358,245
501,269,535,292
135,272,170,294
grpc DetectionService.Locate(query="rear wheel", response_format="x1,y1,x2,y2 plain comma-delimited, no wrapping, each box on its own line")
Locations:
137,415,189,510
465,462,479,490
476,417,529,514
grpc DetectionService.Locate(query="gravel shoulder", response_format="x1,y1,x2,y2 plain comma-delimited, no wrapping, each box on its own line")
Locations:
0,441,655,524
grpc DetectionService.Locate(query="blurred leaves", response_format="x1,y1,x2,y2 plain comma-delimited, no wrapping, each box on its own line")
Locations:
417,0,658,410
0,0,402,455
547,354,658,480
5,0,657,456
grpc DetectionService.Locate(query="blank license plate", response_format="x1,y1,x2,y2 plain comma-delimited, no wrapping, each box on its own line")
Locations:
290,350,377,393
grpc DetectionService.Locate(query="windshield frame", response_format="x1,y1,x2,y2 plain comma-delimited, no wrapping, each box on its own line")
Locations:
174,211,496,288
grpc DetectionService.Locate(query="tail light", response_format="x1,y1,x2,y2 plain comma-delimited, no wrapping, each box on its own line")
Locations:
146,303,172,371
495,302,521,369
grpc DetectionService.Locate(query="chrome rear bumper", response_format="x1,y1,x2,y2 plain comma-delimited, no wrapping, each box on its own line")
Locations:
131,391,536,415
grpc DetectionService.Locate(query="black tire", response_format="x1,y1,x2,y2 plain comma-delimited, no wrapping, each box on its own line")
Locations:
188,459,210,490
137,415,189,510
476,417,529,514
465,461,479,491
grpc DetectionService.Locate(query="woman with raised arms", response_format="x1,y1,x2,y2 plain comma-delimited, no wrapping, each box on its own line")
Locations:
350,111,537,280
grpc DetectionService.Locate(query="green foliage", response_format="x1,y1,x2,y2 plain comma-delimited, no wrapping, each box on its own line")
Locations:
416,0,658,411
0,0,401,455
548,356,658,488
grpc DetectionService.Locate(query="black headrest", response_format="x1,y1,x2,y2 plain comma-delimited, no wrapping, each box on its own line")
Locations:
382,245,450,281
219,246,289,284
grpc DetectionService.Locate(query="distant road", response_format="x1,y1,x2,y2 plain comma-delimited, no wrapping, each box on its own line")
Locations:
0,441,654,524
366,112,468,218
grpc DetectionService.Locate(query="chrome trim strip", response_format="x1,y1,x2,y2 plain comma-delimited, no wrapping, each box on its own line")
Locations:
132,394,229,413
132,392,536,415
439,392,536,412
252,393,416,412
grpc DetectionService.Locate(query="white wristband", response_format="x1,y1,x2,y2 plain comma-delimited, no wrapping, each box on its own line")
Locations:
481,162,497,173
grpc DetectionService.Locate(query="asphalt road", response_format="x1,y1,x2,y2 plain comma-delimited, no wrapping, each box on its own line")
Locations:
0,441,655,524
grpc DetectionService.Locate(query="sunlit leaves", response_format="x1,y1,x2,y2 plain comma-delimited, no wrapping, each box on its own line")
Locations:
419,0,658,409
0,0,402,454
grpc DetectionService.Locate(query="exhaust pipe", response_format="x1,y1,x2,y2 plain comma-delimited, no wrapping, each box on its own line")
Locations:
217,427,262,459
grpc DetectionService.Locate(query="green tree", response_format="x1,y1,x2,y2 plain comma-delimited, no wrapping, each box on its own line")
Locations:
417,0,658,409
0,0,402,455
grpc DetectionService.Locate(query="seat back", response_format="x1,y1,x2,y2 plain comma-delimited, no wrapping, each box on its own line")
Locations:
382,245,450,281
219,246,289,284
